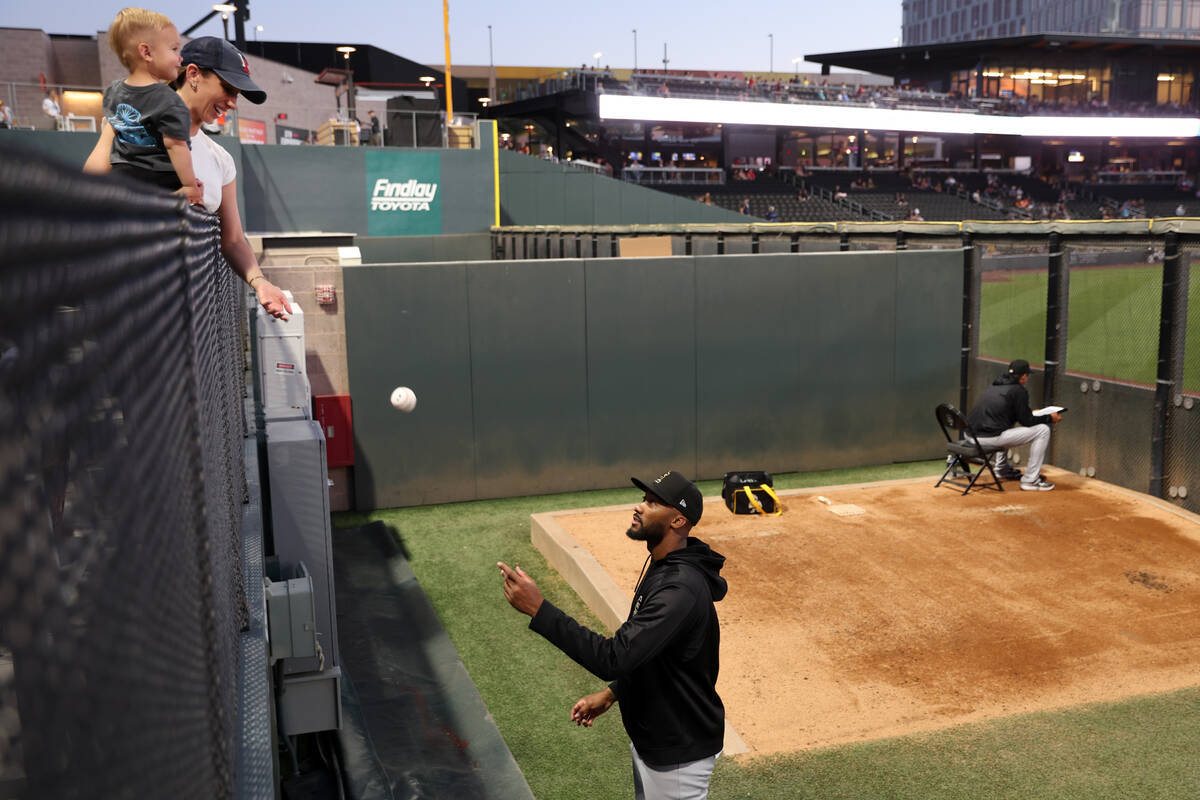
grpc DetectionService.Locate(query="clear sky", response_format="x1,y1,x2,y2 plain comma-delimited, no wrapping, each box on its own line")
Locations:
4,0,901,73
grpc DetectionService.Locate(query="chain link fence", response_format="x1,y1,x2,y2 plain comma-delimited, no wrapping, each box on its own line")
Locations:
1,146,249,798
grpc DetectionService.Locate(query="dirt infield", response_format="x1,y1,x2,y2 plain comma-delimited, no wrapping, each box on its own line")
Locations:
533,469,1200,757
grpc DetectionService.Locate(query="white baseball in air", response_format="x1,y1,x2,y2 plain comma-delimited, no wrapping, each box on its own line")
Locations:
390,386,417,413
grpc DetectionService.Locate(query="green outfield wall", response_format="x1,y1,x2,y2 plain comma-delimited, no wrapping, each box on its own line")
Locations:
344,248,962,509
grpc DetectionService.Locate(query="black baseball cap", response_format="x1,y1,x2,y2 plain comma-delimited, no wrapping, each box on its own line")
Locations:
181,37,267,104
631,470,703,525
1008,359,1032,376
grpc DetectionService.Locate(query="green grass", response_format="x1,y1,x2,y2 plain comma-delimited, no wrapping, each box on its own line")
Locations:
333,460,1200,799
979,263,1200,393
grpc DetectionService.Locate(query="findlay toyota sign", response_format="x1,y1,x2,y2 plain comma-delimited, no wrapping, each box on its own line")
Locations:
371,178,438,211
366,151,442,235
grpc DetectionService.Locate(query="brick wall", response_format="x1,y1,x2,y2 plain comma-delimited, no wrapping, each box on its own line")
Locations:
0,28,57,128
254,258,353,511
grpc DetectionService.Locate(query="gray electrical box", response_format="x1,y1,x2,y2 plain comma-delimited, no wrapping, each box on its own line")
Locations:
264,568,318,663
256,293,310,422
265,419,338,675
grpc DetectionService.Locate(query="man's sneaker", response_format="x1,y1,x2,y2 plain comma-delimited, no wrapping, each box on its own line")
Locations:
997,468,1023,481
1020,477,1055,491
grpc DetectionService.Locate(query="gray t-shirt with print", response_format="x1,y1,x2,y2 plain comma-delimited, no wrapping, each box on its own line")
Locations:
104,80,191,172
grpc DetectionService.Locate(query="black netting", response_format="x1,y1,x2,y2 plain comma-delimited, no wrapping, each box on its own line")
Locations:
1063,239,1161,387
1,146,245,798
974,239,1049,369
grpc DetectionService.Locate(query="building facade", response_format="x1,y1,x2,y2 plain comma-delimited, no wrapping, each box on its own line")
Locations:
903,0,1200,46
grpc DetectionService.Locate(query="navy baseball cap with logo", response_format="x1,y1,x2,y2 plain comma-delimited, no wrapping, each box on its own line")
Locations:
181,37,267,104
1008,358,1032,375
631,470,703,525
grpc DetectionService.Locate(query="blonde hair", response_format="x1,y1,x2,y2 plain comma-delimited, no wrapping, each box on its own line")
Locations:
107,7,176,71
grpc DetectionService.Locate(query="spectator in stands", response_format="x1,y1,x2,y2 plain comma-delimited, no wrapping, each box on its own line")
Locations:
42,89,61,129
895,192,908,207
368,110,381,146
833,185,847,200
1176,203,1187,216
764,205,779,222
907,207,924,221
0,99,12,128
700,192,714,206
739,197,750,215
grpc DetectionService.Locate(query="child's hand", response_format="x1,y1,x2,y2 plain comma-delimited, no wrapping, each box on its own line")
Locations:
176,181,204,205
186,180,204,206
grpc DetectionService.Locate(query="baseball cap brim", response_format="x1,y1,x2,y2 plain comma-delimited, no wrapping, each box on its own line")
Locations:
181,37,267,105
218,71,266,105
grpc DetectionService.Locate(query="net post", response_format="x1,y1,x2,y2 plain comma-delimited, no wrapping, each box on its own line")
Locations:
1150,231,1181,498
1043,232,1066,408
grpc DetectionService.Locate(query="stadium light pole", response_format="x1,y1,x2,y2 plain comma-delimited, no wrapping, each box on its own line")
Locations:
594,51,602,69
632,29,638,73
337,46,356,129
212,4,236,41
768,33,774,74
792,56,801,77
487,25,496,104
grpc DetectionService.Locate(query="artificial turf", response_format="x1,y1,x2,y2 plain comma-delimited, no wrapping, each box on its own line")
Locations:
333,459,1200,799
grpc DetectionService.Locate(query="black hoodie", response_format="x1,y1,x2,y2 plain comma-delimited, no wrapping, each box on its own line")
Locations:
529,536,728,765
965,371,1046,437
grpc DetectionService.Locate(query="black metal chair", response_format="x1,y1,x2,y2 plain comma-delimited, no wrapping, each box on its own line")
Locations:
934,403,1004,495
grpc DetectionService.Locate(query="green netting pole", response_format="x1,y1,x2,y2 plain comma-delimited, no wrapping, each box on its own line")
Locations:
1150,232,1182,498
1043,232,1066,408
960,233,974,412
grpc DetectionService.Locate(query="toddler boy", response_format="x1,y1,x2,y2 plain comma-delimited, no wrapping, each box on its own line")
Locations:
84,8,201,203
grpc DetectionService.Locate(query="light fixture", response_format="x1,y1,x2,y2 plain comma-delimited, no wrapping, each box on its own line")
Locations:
212,3,237,12
479,96,491,106
1068,151,1084,162
1158,74,1176,81
337,45,357,60
419,75,436,86
596,95,1200,139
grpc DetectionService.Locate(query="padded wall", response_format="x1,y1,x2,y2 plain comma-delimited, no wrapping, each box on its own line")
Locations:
346,249,962,509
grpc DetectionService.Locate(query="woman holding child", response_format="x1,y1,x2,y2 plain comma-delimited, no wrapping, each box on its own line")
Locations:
170,36,292,319
84,10,289,320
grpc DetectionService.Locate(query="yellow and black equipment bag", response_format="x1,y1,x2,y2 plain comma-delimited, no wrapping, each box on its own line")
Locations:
721,471,782,515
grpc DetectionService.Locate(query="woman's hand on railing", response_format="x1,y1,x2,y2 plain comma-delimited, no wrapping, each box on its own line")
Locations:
255,278,293,320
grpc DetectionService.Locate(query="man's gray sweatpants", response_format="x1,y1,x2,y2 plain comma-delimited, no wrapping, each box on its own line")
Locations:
971,423,1051,486
631,744,719,800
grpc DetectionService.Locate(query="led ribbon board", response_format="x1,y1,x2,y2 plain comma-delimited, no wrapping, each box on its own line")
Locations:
598,94,1200,138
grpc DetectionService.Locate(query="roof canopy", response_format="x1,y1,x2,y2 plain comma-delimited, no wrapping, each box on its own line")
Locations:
807,34,1200,77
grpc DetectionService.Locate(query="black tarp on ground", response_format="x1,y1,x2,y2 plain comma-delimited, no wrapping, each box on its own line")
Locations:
333,522,533,800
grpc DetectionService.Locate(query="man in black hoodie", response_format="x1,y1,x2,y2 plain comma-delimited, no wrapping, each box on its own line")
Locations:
498,470,727,799
965,359,1062,491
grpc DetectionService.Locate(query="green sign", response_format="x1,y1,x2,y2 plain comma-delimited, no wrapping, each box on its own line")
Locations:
366,151,442,236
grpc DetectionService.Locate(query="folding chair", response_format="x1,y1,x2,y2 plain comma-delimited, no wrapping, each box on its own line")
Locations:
934,403,1004,495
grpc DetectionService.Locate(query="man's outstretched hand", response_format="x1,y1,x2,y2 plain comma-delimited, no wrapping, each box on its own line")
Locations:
498,561,544,617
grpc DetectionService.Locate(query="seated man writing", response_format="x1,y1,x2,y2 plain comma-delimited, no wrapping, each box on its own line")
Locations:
965,359,1062,491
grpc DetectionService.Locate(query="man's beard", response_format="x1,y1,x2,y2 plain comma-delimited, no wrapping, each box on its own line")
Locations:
626,518,667,549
